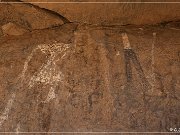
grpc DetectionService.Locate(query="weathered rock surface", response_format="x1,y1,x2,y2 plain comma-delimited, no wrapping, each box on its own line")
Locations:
0,22,179,132
0,2,65,30
0,28,3,37
1,0,180,29
0,0,180,133
22,0,180,25
2,22,29,36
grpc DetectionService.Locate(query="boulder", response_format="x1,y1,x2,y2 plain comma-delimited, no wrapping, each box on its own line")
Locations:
22,0,180,25
0,2,65,30
1,22,29,36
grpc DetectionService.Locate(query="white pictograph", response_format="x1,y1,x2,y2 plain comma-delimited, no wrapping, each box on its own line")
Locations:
0,93,16,127
0,42,71,128
122,33,131,49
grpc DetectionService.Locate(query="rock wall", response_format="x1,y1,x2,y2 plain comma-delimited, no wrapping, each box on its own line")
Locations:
0,0,180,133
0,23,179,132
1,0,180,29
22,0,180,25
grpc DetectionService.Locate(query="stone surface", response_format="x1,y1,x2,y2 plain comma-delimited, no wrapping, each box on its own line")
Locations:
0,28,3,37
2,22,29,36
0,23,179,132
0,0,180,133
1,0,180,29
22,0,180,25
0,2,65,30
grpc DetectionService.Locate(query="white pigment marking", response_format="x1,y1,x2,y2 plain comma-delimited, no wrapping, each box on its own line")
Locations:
21,48,38,81
116,51,120,56
26,42,70,103
0,42,70,127
28,43,69,88
122,33,131,49
151,32,156,92
43,87,56,103
0,93,16,128
16,123,20,134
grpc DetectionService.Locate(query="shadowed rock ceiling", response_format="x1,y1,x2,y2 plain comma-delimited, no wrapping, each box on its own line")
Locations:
22,0,180,25
0,0,180,30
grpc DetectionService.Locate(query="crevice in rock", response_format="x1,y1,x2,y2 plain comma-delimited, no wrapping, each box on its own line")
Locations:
1,0,71,24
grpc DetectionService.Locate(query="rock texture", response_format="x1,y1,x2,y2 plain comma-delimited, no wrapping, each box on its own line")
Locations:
0,1,65,30
2,22,29,36
0,0,180,133
22,0,180,25
1,0,180,29
0,22,179,132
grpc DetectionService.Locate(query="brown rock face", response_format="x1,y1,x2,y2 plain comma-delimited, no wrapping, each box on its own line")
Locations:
2,22,29,36
0,2,65,30
0,0,180,133
22,0,180,25
0,23,179,132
